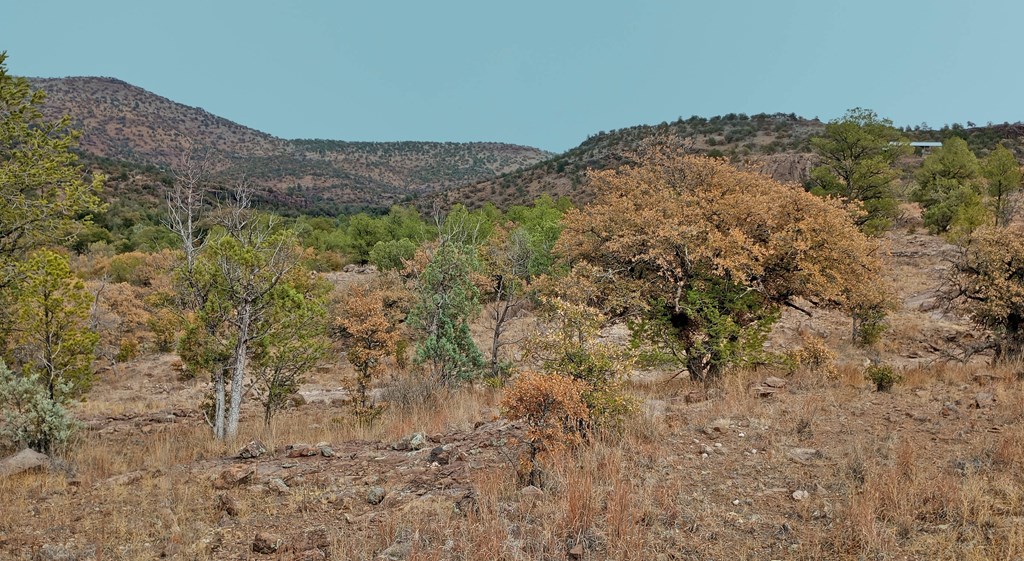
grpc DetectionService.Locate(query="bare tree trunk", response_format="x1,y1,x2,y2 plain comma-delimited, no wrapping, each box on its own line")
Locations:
226,303,251,439
213,365,226,439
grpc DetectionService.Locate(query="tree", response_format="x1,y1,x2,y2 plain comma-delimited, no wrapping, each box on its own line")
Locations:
912,137,987,236
557,151,891,383
947,226,1024,361
481,224,533,380
809,108,910,234
982,145,1022,227
5,250,98,401
0,53,104,290
177,184,315,439
164,140,212,279
250,274,330,426
338,285,399,410
525,293,635,424
408,236,485,385
501,371,589,485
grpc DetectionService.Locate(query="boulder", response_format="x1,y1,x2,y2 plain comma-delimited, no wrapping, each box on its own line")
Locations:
974,392,995,409
212,465,255,489
268,477,290,493
252,531,283,554
238,439,268,459
787,448,822,464
0,448,50,478
519,485,544,498
218,493,240,517
763,376,788,388
367,486,386,505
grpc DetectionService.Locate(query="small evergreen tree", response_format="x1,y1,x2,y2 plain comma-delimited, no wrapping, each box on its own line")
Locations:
5,250,98,401
913,137,988,237
408,239,484,384
809,108,910,235
982,145,1022,227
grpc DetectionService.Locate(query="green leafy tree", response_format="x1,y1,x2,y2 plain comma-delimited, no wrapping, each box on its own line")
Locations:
504,195,569,276
5,250,98,401
913,137,987,236
982,145,1022,227
809,108,910,235
251,274,330,426
408,238,484,384
0,52,104,289
369,238,418,271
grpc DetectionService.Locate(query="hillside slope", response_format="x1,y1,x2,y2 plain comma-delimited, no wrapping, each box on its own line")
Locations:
440,113,1024,209
28,77,552,213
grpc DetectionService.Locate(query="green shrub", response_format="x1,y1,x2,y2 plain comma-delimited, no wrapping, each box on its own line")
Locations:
865,363,901,392
369,239,418,271
0,361,79,454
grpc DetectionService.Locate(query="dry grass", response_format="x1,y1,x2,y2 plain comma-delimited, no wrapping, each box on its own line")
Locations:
3,357,1024,560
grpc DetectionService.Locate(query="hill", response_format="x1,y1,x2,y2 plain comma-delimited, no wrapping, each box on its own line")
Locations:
439,113,1024,209
28,77,552,214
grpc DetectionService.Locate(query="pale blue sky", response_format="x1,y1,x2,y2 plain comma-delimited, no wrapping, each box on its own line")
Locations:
2,1,1021,152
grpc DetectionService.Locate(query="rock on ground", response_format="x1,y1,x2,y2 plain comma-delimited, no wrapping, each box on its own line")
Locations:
0,448,51,478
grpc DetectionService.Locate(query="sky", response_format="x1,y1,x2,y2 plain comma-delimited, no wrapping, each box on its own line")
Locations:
2,1,1021,153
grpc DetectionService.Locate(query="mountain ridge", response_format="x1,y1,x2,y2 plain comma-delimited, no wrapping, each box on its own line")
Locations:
26,76,553,213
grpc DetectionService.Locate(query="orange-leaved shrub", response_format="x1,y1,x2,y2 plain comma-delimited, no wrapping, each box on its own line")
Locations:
501,371,589,485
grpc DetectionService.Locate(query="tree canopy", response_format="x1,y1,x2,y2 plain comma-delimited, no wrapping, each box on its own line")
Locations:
556,151,892,381
809,108,910,235
0,52,103,288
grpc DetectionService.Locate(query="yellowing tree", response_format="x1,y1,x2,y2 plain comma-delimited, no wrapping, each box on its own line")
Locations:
556,151,892,382
501,371,589,484
948,226,1024,361
338,285,399,410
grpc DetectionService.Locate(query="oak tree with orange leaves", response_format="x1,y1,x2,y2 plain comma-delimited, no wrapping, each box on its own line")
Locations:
338,285,400,410
948,226,1024,361
556,151,893,382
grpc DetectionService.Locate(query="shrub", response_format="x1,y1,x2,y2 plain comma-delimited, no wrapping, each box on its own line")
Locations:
788,336,838,379
865,363,901,392
369,239,418,272
0,361,78,454
501,371,590,484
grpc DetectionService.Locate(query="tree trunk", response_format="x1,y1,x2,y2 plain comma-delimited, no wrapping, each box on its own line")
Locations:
213,365,226,439
996,315,1024,363
686,351,723,384
226,303,251,440
490,302,506,379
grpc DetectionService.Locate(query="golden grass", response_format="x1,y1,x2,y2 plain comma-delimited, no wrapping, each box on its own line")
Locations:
3,360,1024,560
